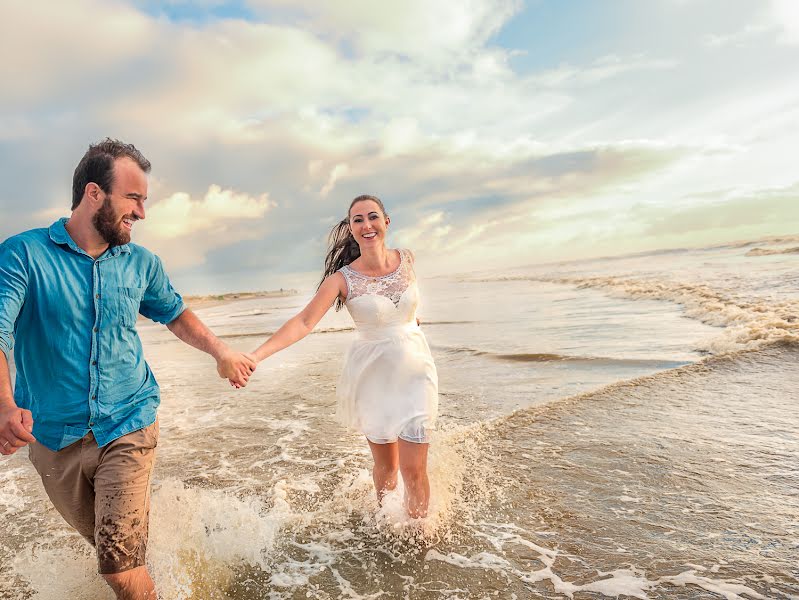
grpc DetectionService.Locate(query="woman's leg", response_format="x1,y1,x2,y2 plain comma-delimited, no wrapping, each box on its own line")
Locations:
398,440,430,518
367,439,399,504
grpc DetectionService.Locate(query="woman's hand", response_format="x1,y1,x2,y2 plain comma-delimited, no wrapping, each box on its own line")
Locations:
216,349,256,388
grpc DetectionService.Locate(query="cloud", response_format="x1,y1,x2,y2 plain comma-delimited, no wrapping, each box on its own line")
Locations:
703,0,799,48
0,0,154,110
1,0,797,290
248,0,522,62
529,55,678,88
703,24,772,48
394,211,450,249
771,0,799,44
134,185,274,268
320,163,350,197
639,182,799,237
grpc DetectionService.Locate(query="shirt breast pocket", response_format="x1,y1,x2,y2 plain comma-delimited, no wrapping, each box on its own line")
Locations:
117,286,145,328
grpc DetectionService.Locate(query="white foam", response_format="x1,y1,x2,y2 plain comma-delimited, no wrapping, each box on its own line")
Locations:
146,478,290,599
661,570,768,599
0,468,27,514
579,568,654,599
12,545,112,600
493,274,799,354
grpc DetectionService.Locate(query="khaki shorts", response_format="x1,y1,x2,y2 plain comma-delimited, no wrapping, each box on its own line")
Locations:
29,420,158,575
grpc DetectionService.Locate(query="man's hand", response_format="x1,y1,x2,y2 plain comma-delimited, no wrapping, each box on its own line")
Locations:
0,404,35,456
216,350,256,388
227,352,260,388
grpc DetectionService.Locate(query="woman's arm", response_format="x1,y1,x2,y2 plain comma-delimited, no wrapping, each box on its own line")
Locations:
404,249,421,326
251,272,347,363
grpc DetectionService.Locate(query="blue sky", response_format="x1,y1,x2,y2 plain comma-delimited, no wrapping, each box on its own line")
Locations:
1,0,798,293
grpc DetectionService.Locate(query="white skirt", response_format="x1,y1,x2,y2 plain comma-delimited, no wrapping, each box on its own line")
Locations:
336,323,438,444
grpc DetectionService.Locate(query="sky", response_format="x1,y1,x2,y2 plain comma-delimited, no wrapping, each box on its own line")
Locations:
1,0,798,293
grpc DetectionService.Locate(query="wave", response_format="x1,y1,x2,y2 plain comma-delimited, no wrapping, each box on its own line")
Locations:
490,339,798,429
494,353,691,368
471,274,798,355
229,310,272,318
435,345,692,368
218,326,355,340
745,246,799,257
218,323,474,341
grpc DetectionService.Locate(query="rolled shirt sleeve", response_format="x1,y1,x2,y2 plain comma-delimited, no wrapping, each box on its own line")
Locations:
138,254,186,324
0,239,29,362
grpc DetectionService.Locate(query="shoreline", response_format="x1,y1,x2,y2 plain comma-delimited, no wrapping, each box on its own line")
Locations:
183,289,298,310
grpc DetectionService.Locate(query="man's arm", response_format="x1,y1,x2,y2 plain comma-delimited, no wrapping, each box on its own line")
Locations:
0,353,35,455
166,309,256,387
0,240,35,455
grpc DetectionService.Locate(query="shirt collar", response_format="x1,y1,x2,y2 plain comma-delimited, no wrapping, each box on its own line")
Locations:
48,217,131,256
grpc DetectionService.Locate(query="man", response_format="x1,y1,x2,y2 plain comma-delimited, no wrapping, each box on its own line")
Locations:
0,139,256,599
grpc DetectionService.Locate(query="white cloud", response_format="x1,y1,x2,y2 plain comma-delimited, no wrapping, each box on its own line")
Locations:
530,55,678,88
771,0,799,44
394,211,451,252
134,185,274,268
0,0,154,109
703,24,771,48
320,163,350,197
143,185,273,239
249,0,522,62
703,0,799,48
381,117,422,157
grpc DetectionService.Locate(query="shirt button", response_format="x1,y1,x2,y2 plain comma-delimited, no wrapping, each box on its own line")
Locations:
92,394,97,399
93,327,98,332
92,360,97,365
95,294,100,299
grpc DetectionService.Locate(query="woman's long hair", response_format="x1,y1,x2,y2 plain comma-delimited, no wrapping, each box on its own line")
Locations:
320,194,388,310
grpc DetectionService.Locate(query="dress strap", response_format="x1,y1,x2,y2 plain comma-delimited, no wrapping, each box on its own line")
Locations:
399,249,414,274
339,265,355,300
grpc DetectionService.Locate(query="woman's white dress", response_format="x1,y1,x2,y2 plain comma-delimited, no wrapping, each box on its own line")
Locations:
336,249,438,444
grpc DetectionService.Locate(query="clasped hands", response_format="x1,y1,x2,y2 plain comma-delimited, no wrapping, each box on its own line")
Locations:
216,348,259,389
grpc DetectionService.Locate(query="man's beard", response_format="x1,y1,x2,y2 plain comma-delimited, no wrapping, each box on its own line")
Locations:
93,197,131,247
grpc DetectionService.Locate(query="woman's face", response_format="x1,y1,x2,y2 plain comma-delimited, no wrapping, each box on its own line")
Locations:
349,199,389,250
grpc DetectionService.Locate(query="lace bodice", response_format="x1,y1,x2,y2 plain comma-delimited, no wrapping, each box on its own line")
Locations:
339,249,419,329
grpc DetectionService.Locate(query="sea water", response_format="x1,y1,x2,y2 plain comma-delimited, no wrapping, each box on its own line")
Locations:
1,236,797,599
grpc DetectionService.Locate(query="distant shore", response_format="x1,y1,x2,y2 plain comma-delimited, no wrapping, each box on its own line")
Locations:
183,289,299,310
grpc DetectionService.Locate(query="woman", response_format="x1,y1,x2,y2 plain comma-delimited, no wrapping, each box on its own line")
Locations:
249,195,438,518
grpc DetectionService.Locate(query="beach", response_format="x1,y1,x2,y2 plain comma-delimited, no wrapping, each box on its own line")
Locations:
1,235,797,599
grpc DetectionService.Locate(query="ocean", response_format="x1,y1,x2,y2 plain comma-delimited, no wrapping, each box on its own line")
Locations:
1,236,797,599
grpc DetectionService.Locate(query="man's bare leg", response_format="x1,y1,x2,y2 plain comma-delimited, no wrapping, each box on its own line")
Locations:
103,566,156,600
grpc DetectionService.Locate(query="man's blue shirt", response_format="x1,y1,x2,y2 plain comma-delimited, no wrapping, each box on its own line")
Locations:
0,218,185,450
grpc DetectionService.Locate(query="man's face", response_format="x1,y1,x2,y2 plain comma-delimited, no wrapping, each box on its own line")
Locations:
92,158,148,246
